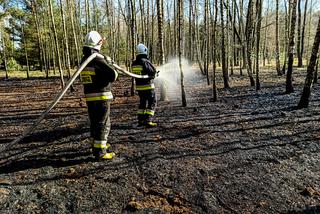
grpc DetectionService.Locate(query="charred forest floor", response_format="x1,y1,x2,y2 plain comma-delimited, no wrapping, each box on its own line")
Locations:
0,67,320,214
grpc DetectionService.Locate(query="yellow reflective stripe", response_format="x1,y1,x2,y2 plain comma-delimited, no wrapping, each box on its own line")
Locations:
132,66,143,75
132,67,143,71
145,110,155,116
93,142,110,149
132,65,143,69
81,71,96,75
85,92,113,101
136,84,155,90
85,95,113,101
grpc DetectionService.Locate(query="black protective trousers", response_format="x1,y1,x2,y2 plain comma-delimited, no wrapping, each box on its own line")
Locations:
87,100,111,157
137,89,156,122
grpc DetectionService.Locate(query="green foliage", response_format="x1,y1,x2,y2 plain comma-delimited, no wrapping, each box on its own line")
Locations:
7,57,22,71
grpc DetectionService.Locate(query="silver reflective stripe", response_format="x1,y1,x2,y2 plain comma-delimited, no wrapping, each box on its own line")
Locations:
85,92,113,98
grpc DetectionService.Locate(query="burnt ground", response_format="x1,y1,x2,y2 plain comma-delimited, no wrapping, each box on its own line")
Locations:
0,68,320,214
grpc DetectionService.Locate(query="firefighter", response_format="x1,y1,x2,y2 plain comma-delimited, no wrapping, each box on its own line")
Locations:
131,43,158,127
80,31,118,160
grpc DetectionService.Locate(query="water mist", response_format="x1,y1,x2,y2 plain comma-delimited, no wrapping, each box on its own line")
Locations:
155,58,200,101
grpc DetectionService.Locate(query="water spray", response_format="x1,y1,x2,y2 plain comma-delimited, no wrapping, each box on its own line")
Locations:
155,58,200,101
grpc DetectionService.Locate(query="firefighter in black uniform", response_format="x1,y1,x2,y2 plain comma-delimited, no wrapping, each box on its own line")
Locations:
131,44,157,127
80,31,118,160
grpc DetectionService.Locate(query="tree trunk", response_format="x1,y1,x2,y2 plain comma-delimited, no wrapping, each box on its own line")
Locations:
300,0,308,67
178,0,187,107
85,0,90,33
92,0,98,30
245,0,255,86
282,1,290,74
297,16,320,108
262,0,269,67
239,0,245,75
211,0,218,102
255,0,262,91
221,0,230,88
156,0,165,65
129,0,137,96
60,0,71,78
275,0,282,75
31,1,44,72
139,0,146,43
286,0,297,94
188,0,193,62
157,0,168,101
67,0,80,66
195,1,204,74
21,24,30,79
204,0,210,85
1,32,8,79
306,0,313,65
49,0,65,87
297,0,303,67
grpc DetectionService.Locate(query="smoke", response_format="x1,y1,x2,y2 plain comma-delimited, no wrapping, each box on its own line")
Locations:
155,58,201,101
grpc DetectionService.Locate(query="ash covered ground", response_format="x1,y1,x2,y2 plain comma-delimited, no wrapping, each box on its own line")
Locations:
0,68,320,213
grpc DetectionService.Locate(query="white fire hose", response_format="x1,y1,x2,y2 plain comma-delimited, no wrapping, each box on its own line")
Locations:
0,53,151,153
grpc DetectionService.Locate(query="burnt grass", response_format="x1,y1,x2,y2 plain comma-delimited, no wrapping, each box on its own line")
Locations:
0,67,320,214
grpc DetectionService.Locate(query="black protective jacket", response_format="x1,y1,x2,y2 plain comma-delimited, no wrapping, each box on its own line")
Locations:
80,47,117,101
131,54,157,90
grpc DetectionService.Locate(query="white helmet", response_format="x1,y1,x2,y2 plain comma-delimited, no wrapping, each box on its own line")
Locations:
136,43,148,55
84,31,104,50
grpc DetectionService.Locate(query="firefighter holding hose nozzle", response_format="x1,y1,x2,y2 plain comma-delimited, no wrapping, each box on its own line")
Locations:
131,44,158,128
80,31,118,161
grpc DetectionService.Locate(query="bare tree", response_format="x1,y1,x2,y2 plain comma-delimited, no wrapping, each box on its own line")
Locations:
297,16,320,108
275,0,282,75
220,0,230,88
286,0,298,94
67,0,80,66
129,0,137,96
204,0,210,85
177,0,187,107
245,0,255,86
49,0,65,87
211,0,218,101
156,0,164,65
30,0,45,73
297,0,303,67
156,0,169,101
21,24,29,78
60,0,71,79
1,31,8,79
255,0,262,91
300,0,308,67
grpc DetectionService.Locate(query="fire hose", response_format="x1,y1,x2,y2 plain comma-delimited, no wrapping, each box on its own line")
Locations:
0,53,151,153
